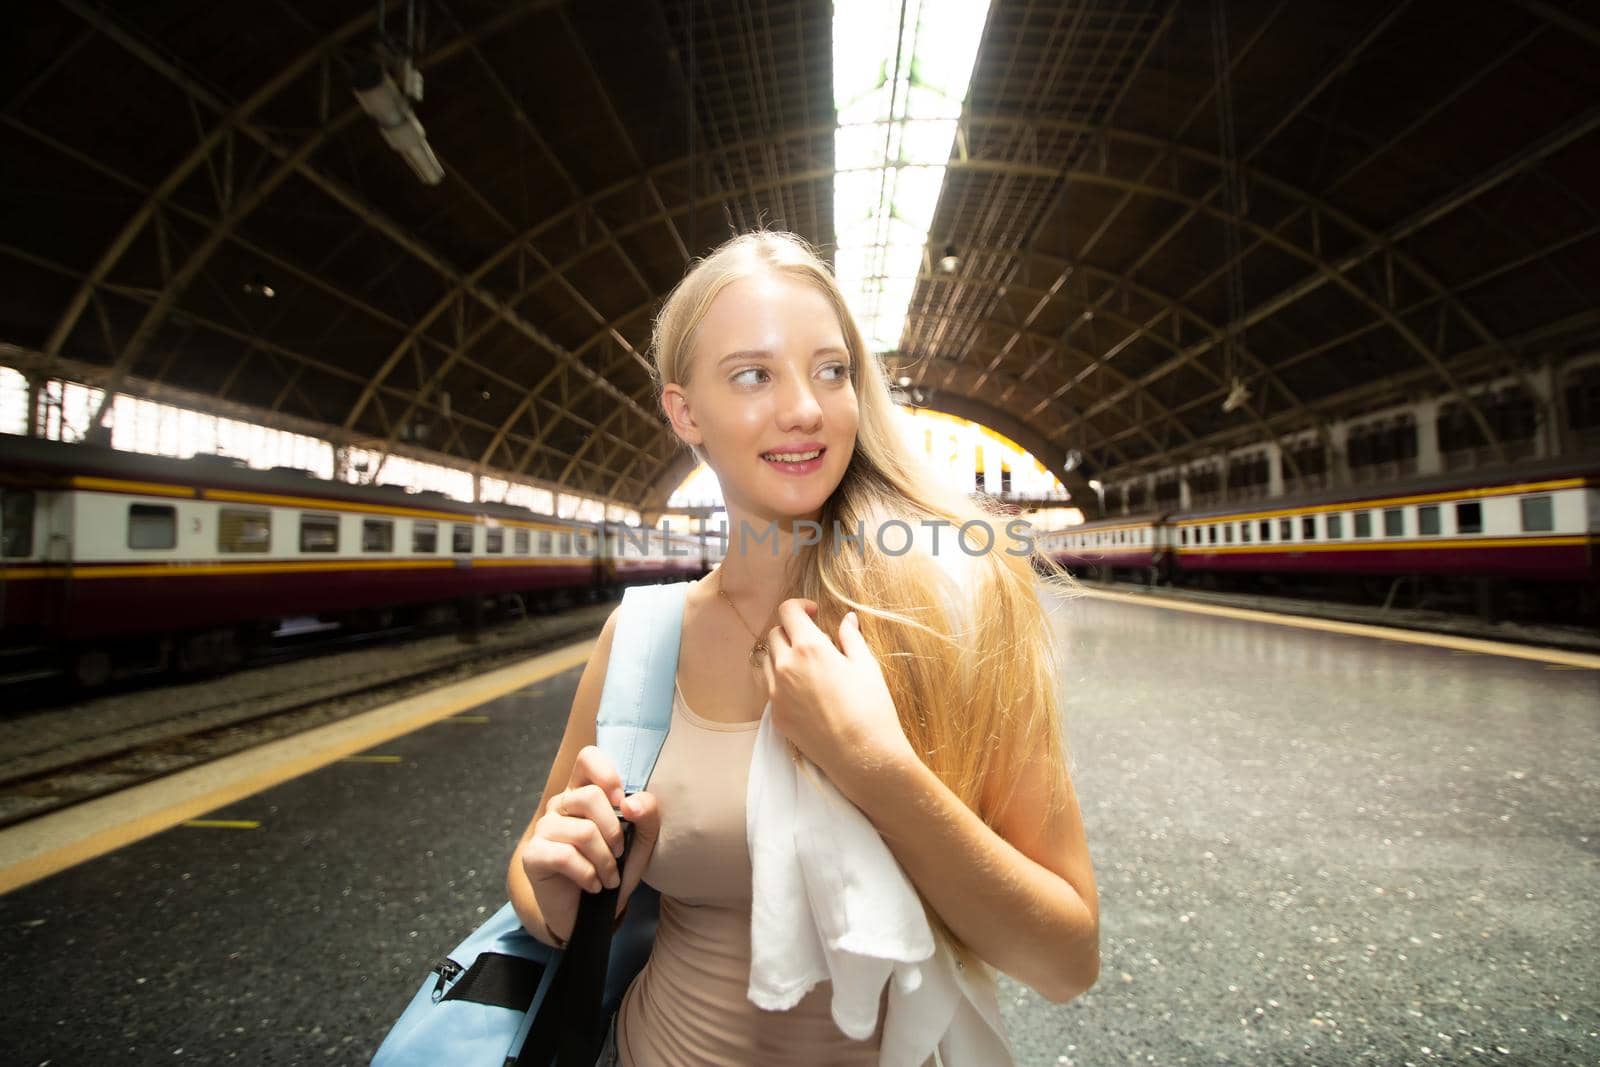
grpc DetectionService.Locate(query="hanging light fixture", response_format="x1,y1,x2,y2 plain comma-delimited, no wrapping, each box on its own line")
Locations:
352,0,443,186
242,273,275,299
1222,377,1253,414
938,244,960,272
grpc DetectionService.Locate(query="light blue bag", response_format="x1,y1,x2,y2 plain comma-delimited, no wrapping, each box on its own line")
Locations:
372,581,690,1067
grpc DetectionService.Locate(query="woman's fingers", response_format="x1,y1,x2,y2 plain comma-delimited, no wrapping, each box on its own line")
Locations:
617,791,660,886
568,745,624,807
522,836,606,895
537,807,621,891
548,781,626,862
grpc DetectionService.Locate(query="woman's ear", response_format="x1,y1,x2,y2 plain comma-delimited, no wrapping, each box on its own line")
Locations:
661,384,703,449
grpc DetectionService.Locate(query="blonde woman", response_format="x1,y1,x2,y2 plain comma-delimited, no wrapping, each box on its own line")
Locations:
508,231,1098,1065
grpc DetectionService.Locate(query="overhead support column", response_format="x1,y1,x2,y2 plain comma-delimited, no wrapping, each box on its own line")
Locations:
1414,398,1442,474
24,373,44,438
1327,422,1350,488
1526,361,1559,459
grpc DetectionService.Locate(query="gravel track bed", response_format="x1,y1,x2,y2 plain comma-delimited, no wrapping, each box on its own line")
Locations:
0,603,613,826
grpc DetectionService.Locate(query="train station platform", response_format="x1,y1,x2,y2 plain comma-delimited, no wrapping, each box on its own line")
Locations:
1,590,1595,1064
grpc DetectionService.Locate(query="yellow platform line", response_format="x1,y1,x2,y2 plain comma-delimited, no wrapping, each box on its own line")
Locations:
0,640,593,896
339,755,403,763
439,715,491,724
1076,588,1600,670
181,819,260,829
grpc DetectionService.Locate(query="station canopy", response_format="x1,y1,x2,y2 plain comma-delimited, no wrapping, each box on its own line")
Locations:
3,0,1596,514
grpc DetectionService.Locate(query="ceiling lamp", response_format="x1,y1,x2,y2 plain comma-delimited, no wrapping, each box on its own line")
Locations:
938,244,960,273
1222,377,1252,414
352,50,444,186
242,273,275,299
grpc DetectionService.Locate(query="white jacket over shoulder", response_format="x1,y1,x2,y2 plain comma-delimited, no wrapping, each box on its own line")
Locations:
745,524,1011,1067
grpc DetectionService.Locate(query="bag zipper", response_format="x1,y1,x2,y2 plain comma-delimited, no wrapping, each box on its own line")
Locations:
430,958,464,1001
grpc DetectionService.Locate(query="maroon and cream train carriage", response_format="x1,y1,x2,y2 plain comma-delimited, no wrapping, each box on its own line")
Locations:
0,435,712,685
1035,513,1165,581
1037,458,1600,620
1171,458,1600,587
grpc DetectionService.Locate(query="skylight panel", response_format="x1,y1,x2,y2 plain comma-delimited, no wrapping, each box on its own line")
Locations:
833,0,992,353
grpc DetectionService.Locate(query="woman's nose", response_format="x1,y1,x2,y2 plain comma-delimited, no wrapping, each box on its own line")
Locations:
776,372,823,428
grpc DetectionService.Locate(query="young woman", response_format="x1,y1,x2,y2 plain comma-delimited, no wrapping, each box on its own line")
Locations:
507,231,1098,1065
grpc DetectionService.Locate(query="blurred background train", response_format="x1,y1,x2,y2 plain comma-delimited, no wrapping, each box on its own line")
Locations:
0,434,720,687
4,435,1596,688
1036,457,1600,626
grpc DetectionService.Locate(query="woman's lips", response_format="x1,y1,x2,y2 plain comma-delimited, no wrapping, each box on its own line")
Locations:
761,447,825,474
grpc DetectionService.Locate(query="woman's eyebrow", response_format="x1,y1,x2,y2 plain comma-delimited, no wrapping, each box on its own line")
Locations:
717,347,848,367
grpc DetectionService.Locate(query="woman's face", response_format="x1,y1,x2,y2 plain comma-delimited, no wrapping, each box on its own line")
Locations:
666,270,859,525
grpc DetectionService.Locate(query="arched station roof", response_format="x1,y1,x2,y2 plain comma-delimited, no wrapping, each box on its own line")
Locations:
3,0,1596,513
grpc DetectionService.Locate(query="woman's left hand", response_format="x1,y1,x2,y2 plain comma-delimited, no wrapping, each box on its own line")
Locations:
760,599,917,799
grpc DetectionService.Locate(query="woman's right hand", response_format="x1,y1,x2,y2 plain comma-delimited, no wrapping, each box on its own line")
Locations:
519,745,661,945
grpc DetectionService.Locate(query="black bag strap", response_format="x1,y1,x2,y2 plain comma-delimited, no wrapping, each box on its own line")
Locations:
532,820,637,1066
511,581,688,1064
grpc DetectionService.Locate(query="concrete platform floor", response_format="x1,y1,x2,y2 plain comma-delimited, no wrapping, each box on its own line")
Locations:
1,590,1596,1065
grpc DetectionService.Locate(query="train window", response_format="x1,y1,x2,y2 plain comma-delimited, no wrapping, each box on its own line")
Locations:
362,520,394,552
1,490,33,557
485,527,504,553
1520,495,1554,532
539,530,553,554
1207,525,1217,545
1240,521,1251,543
1278,517,1293,541
576,533,590,554
219,509,271,553
1383,507,1404,537
514,529,530,554
1180,527,1189,545
453,524,474,553
1455,501,1482,534
1354,511,1372,538
300,515,339,553
413,521,438,553
1298,515,1314,540
128,504,176,550
1417,505,1440,536
1258,520,1271,542
561,532,572,555
1223,524,1234,544
1326,513,1343,539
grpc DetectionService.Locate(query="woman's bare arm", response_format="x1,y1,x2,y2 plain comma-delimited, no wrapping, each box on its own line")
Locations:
842,745,1099,1004
505,606,619,944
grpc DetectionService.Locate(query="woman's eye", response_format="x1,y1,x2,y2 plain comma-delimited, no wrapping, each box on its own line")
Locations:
732,363,850,386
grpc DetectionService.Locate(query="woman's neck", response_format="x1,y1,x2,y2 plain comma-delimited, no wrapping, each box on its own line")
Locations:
712,504,811,615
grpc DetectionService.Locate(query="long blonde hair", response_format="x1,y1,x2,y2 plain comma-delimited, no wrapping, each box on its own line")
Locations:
651,230,1082,964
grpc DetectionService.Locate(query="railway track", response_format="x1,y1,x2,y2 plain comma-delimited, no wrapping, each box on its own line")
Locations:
0,604,612,830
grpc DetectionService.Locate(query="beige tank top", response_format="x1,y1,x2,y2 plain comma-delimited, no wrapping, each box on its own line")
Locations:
614,679,885,1066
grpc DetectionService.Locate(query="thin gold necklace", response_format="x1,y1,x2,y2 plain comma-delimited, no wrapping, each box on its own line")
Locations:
715,568,781,670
